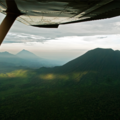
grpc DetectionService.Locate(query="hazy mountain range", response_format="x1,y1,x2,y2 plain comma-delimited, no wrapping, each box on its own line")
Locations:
0,49,65,72
1,48,120,73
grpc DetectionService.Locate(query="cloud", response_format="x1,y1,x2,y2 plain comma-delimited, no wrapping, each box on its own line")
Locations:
82,35,108,41
1,13,120,44
3,32,51,43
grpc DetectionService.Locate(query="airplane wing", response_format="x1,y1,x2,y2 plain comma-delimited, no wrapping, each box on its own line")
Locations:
0,0,120,44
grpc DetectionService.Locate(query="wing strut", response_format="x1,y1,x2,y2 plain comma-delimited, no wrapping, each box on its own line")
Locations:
0,14,18,45
0,0,22,45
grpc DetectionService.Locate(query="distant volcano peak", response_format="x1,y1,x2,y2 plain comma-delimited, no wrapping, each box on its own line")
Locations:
16,49,39,59
17,49,33,54
21,49,30,52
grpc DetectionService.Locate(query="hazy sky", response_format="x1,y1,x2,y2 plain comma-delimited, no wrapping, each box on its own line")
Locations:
0,13,120,61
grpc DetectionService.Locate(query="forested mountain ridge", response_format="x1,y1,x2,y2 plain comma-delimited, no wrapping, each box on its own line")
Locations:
62,48,120,71
0,48,120,120
37,48,120,74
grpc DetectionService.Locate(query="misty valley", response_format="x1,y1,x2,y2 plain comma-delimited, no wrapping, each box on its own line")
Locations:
0,48,120,120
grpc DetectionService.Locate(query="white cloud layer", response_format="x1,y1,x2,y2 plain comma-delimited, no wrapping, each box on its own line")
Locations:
1,13,120,44
4,32,50,43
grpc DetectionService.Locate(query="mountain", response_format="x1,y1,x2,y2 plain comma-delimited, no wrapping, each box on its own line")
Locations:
0,52,31,73
16,49,39,59
37,48,120,83
16,49,62,67
61,48,120,72
0,50,44,72
0,50,63,73
16,50,44,68
0,51,27,66
33,48,120,100
1,48,120,74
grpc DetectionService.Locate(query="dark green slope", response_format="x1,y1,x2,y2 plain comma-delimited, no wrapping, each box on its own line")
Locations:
62,48,120,72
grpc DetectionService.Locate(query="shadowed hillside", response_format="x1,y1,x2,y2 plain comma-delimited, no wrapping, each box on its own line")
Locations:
62,48,120,71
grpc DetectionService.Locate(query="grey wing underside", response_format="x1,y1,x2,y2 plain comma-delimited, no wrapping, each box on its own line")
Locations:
0,0,120,28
